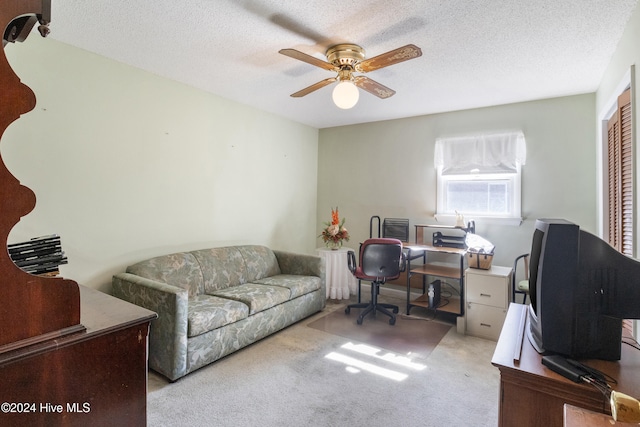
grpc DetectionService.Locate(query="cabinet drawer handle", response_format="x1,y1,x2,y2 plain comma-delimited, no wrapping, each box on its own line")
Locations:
480,293,492,297
480,323,492,328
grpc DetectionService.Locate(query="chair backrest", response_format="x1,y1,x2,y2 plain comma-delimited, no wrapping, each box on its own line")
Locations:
513,253,530,281
360,238,403,279
512,253,530,303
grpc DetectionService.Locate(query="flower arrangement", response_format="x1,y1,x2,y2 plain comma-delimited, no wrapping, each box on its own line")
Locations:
319,207,350,249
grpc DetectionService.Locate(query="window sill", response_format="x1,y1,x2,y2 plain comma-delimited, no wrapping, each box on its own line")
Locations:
434,214,523,227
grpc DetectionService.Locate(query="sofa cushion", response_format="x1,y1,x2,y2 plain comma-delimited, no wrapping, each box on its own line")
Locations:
211,283,290,315
192,247,247,293
237,245,281,282
188,295,249,338
126,252,204,298
252,275,321,299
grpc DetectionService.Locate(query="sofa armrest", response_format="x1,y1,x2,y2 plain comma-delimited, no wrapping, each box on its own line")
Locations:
112,272,189,381
273,250,325,293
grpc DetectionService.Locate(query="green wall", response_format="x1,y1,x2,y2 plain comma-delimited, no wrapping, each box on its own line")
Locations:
3,36,319,291
318,94,596,269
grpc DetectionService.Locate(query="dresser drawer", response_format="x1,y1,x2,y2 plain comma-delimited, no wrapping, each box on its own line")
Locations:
466,272,509,308
466,303,507,341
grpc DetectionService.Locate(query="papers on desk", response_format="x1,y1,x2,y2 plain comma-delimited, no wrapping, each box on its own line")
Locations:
465,233,495,253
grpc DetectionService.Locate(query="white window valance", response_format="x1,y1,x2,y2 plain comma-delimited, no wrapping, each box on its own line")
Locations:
434,131,527,175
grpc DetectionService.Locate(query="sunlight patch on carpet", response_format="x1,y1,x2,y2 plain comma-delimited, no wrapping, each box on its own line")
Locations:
325,351,408,381
307,306,452,359
341,342,427,371
325,341,427,381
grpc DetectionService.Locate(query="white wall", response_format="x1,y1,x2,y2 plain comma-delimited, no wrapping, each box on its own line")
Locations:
317,94,596,269
3,36,319,292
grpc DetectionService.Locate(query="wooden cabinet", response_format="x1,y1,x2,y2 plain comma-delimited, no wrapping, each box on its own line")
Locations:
464,265,512,341
0,286,156,427
492,304,640,427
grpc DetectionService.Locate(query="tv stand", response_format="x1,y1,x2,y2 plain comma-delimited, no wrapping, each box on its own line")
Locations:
492,304,640,427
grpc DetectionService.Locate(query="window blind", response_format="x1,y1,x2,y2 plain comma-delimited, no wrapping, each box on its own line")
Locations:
434,131,526,175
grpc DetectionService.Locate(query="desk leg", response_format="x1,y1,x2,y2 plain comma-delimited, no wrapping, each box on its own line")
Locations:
406,279,412,314
459,253,465,316
406,257,412,315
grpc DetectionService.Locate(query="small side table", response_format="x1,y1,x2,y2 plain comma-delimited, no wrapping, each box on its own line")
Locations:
316,247,357,299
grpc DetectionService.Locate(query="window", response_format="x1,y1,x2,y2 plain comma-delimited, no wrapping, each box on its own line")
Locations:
435,132,526,223
439,173,518,215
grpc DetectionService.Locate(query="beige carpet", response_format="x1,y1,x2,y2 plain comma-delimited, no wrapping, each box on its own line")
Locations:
147,297,500,426
307,306,452,360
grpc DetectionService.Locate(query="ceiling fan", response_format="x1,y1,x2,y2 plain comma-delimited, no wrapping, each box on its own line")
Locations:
279,43,422,109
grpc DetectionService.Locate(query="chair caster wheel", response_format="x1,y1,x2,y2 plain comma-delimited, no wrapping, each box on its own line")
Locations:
356,317,363,325
389,318,396,325
345,307,351,315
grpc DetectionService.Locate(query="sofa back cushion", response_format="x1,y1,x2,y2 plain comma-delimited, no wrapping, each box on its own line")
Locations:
237,245,281,282
192,247,247,293
126,252,204,298
192,245,282,293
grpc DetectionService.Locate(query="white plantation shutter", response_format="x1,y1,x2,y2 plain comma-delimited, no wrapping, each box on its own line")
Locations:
606,88,633,335
607,88,633,256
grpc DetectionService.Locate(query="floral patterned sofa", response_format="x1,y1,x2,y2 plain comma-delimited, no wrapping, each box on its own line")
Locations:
112,245,325,381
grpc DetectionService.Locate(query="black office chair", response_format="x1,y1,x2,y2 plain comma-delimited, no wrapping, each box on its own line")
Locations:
512,253,530,304
354,216,409,303
345,238,406,325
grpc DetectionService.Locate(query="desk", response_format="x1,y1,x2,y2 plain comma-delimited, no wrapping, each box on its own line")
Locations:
317,247,357,299
403,243,467,318
492,304,640,427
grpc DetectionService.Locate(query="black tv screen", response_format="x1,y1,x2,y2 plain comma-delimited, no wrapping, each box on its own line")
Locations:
527,218,640,360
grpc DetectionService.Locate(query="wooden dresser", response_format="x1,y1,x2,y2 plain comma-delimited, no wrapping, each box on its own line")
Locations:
0,286,156,426
492,303,640,427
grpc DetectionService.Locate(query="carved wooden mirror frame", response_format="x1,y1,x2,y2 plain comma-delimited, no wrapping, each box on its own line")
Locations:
0,0,83,352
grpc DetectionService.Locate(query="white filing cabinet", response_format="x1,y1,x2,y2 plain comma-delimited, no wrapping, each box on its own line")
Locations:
464,265,512,341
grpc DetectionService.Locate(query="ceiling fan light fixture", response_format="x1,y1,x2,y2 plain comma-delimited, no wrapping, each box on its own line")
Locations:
280,43,421,105
332,80,359,109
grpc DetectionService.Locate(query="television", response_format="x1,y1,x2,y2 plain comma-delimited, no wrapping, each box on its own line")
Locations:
527,218,640,360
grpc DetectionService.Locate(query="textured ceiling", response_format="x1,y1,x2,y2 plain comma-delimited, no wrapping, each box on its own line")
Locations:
46,0,638,129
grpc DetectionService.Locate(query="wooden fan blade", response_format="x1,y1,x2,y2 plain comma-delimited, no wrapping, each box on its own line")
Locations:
356,44,422,73
290,77,337,97
353,76,395,99
279,48,337,71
